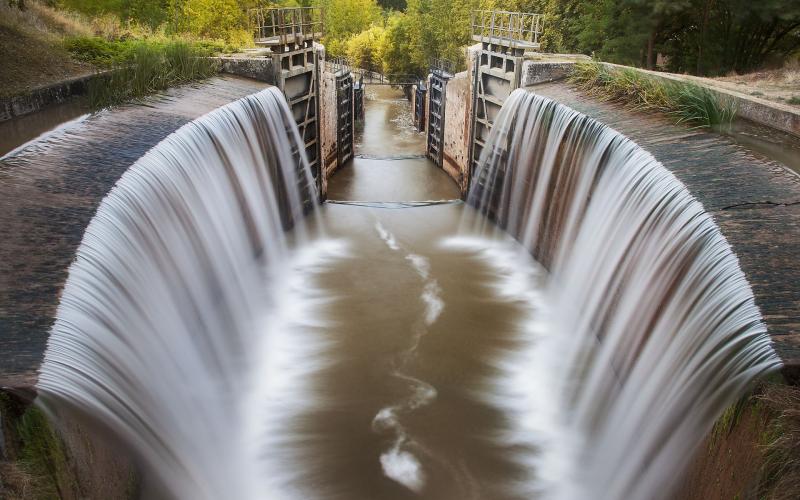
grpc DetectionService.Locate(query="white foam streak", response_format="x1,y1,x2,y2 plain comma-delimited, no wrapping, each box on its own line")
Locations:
371,222,446,492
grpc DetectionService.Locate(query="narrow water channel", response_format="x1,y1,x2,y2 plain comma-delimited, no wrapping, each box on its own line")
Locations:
283,86,541,499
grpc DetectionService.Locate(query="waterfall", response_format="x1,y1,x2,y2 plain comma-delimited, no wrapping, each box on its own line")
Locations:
468,89,782,500
36,87,324,499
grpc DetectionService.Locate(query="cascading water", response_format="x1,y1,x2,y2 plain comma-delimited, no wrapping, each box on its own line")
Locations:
27,79,784,500
467,88,782,500
35,87,337,499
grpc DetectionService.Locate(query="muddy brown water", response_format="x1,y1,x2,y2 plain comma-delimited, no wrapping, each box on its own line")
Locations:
327,86,460,202
290,86,535,498
0,98,91,157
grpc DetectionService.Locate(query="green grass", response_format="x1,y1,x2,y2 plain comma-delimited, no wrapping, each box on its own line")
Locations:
757,384,800,499
64,36,239,68
85,40,221,109
570,61,737,129
12,405,77,499
789,96,800,105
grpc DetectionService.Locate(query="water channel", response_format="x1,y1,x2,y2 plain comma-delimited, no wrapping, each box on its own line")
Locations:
10,81,784,500
287,86,541,499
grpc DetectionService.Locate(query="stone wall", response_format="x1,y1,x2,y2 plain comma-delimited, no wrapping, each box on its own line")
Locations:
520,61,573,87
442,71,472,195
0,74,97,123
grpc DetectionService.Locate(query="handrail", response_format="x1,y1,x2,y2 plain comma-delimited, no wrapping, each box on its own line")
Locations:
430,58,455,77
470,9,543,48
250,6,323,46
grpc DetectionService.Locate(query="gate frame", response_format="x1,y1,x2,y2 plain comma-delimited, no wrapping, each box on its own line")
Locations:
334,67,354,168
251,6,324,203
468,10,543,190
426,59,454,168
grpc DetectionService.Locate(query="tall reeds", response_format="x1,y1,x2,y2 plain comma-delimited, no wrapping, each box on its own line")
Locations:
87,41,219,109
569,62,737,129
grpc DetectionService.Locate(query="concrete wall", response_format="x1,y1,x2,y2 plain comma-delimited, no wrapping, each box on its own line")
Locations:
518,60,800,139
0,73,97,122
442,71,472,195
218,56,276,83
521,61,573,87
319,67,338,198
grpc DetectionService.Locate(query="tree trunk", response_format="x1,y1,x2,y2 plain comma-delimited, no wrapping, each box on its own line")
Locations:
697,0,713,75
646,29,656,70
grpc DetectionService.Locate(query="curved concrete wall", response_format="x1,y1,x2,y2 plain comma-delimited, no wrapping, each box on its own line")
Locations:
528,82,800,370
0,76,270,382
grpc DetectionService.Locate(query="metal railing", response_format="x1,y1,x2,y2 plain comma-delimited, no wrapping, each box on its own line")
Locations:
430,58,455,77
250,6,323,46
322,55,418,85
471,10,543,48
327,56,350,76
348,66,418,85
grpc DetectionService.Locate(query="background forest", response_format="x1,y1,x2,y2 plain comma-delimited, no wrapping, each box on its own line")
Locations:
4,0,800,82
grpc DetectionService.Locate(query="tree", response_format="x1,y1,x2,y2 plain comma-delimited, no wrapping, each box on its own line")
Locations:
381,11,422,75
346,25,385,72
315,0,382,56
172,0,249,42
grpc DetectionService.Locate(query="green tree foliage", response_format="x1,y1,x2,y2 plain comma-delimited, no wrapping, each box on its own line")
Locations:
345,24,385,72
514,0,800,75
171,0,250,43
380,11,418,75
50,0,800,76
316,0,381,55
401,0,494,74
60,0,169,27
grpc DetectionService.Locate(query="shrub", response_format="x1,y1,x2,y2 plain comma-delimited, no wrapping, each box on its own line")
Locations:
345,25,386,73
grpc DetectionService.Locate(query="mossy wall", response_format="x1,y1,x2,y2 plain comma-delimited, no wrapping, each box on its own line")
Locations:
0,391,136,500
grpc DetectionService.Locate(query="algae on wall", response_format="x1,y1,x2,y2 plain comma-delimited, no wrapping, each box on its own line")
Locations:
0,391,136,500
677,379,800,500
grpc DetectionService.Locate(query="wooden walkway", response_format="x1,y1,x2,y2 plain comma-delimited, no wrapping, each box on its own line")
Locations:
0,76,268,382
533,82,800,370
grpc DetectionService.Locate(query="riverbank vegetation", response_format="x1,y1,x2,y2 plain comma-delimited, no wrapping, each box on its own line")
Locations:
323,0,799,79
86,42,220,108
4,0,798,99
569,61,737,128
1,0,242,101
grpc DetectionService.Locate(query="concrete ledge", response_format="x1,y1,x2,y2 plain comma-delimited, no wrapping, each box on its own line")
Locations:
217,56,276,83
521,61,575,87
0,73,97,123
0,57,277,124
600,62,800,139
523,59,800,139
